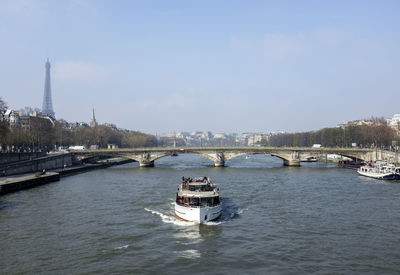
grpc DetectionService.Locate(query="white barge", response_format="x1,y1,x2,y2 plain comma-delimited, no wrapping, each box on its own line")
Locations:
357,162,400,180
175,177,222,223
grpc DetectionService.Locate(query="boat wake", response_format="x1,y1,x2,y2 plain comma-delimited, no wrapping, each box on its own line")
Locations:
144,207,196,226
174,249,201,259
100,244,130,253
114,245,129,250
145,197,244,226
218,197,244,222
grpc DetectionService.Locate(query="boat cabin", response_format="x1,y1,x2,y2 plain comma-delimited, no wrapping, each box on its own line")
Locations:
176,194,220,208
183,182,214,192
176,177,220,207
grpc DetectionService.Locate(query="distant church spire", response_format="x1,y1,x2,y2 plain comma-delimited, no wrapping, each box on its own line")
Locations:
42,58,55,118
90,108,98,127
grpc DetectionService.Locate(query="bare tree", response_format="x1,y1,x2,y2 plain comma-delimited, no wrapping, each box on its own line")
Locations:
19,106,42,116
0,98,9,145
0,97,8,114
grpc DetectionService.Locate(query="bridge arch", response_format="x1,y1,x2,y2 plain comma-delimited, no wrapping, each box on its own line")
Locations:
154,153,215,166
224,152,294,166
120,151,219,167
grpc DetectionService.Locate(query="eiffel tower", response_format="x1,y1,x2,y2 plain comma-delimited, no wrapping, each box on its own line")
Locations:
42,58,55,118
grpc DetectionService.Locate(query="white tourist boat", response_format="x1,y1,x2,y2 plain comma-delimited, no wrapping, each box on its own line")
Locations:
175,177,222,223
357,161,400,180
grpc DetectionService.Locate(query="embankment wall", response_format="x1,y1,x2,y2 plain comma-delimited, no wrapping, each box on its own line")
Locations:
0,152,47,165
0,153,72,176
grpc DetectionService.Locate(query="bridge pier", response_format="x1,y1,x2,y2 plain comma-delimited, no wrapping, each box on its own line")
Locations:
283,159,300,167
139,160,154,167
138,152,155,167
214,152,225,167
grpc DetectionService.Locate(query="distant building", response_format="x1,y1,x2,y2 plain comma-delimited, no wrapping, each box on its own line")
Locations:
270,130,286,135
42,59,55,118
103,123,117,129
213,133,226,139
387,114,400,132
1,110,55,129
69,122,90,128
90,108,98,127
201,131,212,141
176,132,189,139
347,119,373,126
190,131,202,136
19,112,55,129
107,144,118,149
3,110,20,127
235,135,248,146
79,122,90,128
248,134,263,146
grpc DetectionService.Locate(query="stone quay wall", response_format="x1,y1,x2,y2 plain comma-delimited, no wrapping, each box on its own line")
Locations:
0,153,72,176
0,152,47,165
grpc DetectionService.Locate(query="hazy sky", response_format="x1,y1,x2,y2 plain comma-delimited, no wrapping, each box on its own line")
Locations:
1,0,399,134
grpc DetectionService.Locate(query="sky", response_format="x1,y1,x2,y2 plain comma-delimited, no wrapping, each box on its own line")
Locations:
1,0,399,134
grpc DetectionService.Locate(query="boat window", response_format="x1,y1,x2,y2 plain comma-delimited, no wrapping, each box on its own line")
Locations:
186,185,213,192
199,197,213,207
176,195,184,205
189,197,199,206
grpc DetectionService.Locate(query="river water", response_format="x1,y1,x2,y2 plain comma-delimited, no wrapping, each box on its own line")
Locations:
1,154,400,274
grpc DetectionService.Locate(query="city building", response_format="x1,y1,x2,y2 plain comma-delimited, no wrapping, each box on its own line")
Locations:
3,110,20,127
248,134,264,146
387,114,400,132
19,112,55,129
103,123,118,130
107,144,118,149
347,119,374,126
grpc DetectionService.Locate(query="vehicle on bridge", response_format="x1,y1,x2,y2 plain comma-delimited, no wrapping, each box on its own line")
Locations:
175,177,222,223
68,145,87,150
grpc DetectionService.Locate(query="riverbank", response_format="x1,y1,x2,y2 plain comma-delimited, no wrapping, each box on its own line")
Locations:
0,158,134,195
55,158,134,177
0,172,60,195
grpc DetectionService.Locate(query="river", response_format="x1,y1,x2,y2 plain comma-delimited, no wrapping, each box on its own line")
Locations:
1,154,400,274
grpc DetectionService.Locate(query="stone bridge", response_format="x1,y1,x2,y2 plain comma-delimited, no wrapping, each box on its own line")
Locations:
70,146,400,167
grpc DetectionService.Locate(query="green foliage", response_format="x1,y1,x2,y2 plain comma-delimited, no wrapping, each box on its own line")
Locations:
269,118,398,148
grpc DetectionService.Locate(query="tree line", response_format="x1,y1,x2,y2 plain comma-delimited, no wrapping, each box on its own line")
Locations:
266,117,399,148
0,97,157,151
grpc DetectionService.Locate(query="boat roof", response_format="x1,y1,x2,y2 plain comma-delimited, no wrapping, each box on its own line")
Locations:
177,190,219,197
186,181,213,186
